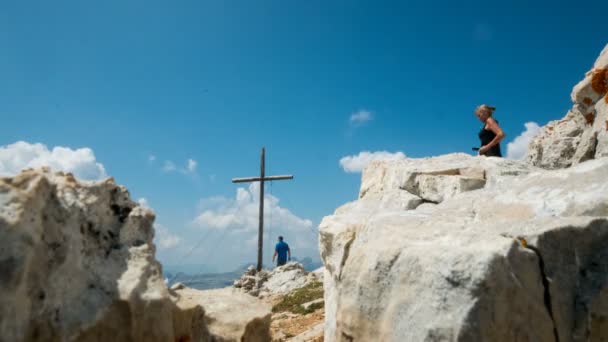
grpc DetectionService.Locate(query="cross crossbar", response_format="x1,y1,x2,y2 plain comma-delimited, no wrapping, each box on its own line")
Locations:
232,175,294,183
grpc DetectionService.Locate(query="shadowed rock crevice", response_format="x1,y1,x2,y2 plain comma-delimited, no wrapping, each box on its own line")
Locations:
338,234,356,281
572,244,608,341
522,243,560,342
534,220,608,342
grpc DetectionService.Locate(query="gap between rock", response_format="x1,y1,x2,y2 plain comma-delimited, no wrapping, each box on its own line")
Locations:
521,241,561,342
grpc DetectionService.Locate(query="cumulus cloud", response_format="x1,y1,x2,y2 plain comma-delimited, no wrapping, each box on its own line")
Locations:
506,122,541,160
191,182,317,261
0,141,107,180
137,198,150,209
349,109,373,125
187,159,197,172
194,183,313,233
142,198,182,251
162,160,177,172
154,223,182,250
155,185,320,271
339,151,407,173
162,159,197,174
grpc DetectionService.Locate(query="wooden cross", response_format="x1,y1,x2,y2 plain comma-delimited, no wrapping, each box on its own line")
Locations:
232,147,293,272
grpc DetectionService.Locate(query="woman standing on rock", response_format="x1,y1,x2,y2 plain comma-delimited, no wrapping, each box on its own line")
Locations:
475,104,505,157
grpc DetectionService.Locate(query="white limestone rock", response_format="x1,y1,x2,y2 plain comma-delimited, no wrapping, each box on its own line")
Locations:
0,169,209,342
311,267,325,283
319,155,608,342
335,189,423,215
289,322,324,342
234,262,320,299
259,262,309,297
595,44,608,68
172,287,271,342
571,43,608,104
301,298,324,310
594,100,608,159
528,43,608,168
359,153,533,202
171,282,187,291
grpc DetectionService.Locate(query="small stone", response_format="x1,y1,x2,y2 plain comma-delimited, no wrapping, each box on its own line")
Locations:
170,282,186,291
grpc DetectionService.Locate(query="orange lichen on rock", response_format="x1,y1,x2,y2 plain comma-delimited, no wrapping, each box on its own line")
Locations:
517,237,528,248
583,97,594,106
585,112,596,125
591,68,608,95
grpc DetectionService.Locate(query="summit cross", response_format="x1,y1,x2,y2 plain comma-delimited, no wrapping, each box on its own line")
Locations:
232,147,293,272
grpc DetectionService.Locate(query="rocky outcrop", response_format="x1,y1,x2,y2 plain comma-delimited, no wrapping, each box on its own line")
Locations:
0,168,268,342
172,287,271,342
319,154,608,341
0,169,210,341
527,43,608,168
358,153,532,200
234,262,321,298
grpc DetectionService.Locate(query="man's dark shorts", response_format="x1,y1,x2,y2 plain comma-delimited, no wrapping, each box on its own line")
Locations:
277,260,287,267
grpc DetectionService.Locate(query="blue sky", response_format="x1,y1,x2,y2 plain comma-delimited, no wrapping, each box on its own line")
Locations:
1,0,607,272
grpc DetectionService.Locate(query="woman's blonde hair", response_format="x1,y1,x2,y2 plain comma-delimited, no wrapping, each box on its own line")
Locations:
476,104,496,116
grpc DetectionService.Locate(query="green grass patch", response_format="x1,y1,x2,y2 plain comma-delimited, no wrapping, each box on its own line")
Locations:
272,281,324,315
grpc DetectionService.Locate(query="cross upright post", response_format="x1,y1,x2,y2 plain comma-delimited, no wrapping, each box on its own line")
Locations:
232,147,293,272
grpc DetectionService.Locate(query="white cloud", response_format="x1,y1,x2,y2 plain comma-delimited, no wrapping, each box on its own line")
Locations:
148,155,156,162
0,141,107,180
162,159,197,174
154,223,182,250
137,197,150,209
506,122,541,160
162,160,177,172
339,151,407,173
155,185,319,271
349,109,373,125
187,158,197,173
192,182,316,258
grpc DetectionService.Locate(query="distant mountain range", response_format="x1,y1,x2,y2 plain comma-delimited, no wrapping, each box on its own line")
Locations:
164,256,323,290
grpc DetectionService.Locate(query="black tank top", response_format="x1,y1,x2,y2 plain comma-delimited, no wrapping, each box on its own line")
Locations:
478,121,502,157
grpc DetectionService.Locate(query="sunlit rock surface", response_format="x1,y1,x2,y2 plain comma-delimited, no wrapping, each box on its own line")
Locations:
172,287,271,342
0,169,206,341
234,262,322,298
320,155,608,342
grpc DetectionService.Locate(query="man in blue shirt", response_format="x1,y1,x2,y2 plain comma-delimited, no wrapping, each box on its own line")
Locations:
272,236,291,267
